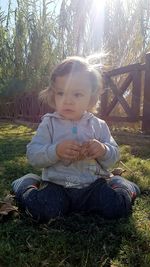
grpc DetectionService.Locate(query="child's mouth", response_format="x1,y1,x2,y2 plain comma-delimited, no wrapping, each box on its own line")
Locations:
63,109,74,113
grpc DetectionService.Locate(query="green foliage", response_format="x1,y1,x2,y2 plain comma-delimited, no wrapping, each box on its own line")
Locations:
0,0,150,97
0,122,150,267
0,78,26,97
104,0,150,67
0,0,59,96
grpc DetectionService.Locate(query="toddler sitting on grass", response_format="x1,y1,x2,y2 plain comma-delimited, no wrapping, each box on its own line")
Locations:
12,57,140,223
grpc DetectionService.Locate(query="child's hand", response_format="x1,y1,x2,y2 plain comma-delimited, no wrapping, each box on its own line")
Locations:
56,140,81,160
85,139,106,159
78,142,89,160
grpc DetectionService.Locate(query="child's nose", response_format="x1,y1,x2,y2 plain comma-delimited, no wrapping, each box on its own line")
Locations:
64,94,73,104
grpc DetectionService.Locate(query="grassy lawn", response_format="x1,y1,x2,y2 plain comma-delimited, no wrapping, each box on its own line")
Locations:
0,122,150,267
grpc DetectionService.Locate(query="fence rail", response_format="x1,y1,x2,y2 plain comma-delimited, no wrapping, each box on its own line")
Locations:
0,92,53,123
0,53,150,132
100,53,150,132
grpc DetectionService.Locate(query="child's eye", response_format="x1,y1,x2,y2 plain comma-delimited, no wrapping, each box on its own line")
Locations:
74,93,83,97
56,91,64,96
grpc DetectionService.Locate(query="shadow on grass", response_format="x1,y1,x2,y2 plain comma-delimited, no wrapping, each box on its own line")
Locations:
0,210,149,267
0,137,29,163
0,123,149,267
0,136,40,196
114,131,150,160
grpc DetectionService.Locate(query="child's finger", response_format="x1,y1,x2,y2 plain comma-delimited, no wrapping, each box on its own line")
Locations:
66,148,80,158
63,152,79,160
70,140,81,147
70,144,81,151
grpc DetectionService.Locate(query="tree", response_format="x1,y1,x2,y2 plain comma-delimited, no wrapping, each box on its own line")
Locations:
0,0,150,98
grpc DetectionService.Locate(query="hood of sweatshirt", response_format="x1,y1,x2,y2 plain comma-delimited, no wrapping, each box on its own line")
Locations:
42,111,94,123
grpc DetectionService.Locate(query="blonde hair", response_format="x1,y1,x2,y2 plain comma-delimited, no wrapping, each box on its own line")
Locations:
39,56,103,114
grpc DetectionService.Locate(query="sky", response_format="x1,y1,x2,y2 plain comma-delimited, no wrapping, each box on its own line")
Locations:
0,0,17,13
0,0,105,40
0,0,61,18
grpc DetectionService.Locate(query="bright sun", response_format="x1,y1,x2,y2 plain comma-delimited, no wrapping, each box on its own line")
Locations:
93,0,105,11
93,0,128,10
91,0,106,19
92,0,129,14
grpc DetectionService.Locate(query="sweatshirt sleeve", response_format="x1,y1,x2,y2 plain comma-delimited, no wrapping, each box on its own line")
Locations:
95,119,120,169
26,116,59,168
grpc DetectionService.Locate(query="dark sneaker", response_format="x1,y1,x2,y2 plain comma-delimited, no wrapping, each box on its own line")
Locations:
11,173,41,197
109,176,140,201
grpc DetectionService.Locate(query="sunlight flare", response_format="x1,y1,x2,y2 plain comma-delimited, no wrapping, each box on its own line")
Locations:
92,0,105,14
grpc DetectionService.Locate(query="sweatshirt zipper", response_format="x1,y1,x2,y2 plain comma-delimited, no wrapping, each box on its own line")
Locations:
63,121,78,166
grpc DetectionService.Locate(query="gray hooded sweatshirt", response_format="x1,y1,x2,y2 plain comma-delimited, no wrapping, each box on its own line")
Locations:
27,112,120,188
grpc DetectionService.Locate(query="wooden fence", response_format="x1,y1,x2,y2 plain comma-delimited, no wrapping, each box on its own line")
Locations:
0,92,52,123
101,53,150,132
0,53,150,132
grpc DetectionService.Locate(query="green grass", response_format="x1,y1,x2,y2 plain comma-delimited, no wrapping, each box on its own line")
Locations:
0,122,150,267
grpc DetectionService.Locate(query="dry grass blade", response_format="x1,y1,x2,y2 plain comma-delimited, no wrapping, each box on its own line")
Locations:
0,201,18,216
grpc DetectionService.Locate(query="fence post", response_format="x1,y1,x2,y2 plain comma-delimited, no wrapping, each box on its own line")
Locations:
142,53,150,133
131,69,141,119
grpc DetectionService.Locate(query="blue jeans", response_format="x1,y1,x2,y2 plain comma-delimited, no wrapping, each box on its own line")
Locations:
18,178,132,223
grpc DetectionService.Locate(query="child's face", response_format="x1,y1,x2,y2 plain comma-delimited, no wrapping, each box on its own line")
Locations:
54,72,92,120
